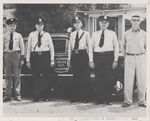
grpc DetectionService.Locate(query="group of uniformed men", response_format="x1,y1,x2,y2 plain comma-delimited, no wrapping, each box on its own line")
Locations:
3,14,146,108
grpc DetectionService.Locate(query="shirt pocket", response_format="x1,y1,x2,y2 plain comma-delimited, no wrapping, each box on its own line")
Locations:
139,33,145,43
13,36,20,47
126,35,135,44
4,40,9,49
79,35,87,48
105,33,113,46
41,36,49,47
31,37,38,47
106,32,113,40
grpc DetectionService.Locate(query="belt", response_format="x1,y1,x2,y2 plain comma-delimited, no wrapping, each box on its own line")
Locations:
72,49,87,54
94,51,113,55
31,51,49,56
4,50,21,53
126,52,144,56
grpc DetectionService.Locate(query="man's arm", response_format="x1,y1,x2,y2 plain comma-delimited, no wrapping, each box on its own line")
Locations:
122,33,127,58
113,32,119,62
3,34,6,52
26,33,32,62
19,34,25,57
68,34,72,61
144,31,146,50
91,32,95,51
48,33,55,62
86,32,93,62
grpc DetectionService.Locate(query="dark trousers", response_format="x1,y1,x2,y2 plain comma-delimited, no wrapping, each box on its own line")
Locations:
30,51,52,100
94,51,114,103
71,50,90,101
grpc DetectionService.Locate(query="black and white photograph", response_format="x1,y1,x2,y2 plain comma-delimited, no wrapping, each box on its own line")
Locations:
1,1,150,120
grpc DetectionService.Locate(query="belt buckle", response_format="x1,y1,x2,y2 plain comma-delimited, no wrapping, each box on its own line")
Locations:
38,52,42,55
101,51,104,54
74,49,79,54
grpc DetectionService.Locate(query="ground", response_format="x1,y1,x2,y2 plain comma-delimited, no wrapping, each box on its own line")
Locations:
2,80,147,118
3,98,146,118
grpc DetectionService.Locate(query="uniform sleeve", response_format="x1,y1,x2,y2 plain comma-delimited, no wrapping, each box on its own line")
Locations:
68,34,72,61
113,32,119,62
91,32,95,50
19,34,25,56
48,33,55,61
144,31,146,50
3,34,6,51
86,32,93,62
26,33,32,62
122,32,127,57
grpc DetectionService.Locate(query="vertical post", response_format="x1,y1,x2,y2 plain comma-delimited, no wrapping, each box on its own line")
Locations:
88,16,91,35
88,16,95,36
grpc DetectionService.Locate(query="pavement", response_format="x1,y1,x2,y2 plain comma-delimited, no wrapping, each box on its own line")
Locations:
3,98,146,118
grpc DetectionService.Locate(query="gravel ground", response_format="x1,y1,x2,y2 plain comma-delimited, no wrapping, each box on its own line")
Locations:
3,99,146,118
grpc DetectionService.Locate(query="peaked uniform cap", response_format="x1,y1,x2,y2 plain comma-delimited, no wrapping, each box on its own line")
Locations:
6,18,17,25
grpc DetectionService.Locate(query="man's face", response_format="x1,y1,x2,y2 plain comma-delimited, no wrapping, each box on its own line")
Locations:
99,21,109,31
73,21,83,30
35,24,44,32
131,17,141,30
8,23,16,32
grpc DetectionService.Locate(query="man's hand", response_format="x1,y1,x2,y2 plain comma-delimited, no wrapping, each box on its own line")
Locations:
123,52,126,58
26,61,31,69
67,60,71,68
89,61,95,69
50,60,55,67
20,60,24,67
112,61,118,69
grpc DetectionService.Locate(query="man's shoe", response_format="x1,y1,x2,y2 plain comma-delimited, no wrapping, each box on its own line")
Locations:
43,98,49,102
15,97,22,101
95,100,104,105
3,98,11,102
106,102,112,106
139,103,146,108
83,100,88,103
33,98,39,102
122,103,131,107
70,99,77,103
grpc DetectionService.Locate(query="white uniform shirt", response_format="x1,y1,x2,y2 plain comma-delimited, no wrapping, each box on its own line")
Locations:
123,29,146,54
3,31,25,55
68,29,93,62
26,31,54,62
91,29,119,61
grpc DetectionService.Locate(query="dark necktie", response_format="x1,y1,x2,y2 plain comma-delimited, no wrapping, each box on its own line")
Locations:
99,31,104,48
132,29,140,33
38,32,42,47
74,31,79,50
9,33,13,50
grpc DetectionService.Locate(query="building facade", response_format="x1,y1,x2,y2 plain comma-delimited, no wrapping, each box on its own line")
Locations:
77,7,146,49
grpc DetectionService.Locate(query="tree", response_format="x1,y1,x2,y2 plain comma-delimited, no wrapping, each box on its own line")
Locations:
13,4,131,37
14,4,94,37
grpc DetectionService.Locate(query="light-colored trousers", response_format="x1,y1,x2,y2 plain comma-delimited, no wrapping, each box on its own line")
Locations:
124,54,146,105
3,52,21,98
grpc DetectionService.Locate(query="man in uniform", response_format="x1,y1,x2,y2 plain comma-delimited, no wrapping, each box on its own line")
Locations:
122,15,146,107
26,18,55,102
91,16,119,105
3,18,25,102
68,16,94,103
